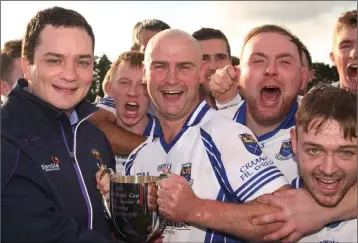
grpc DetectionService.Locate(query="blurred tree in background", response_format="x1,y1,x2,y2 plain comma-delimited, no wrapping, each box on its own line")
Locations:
86,54,112,103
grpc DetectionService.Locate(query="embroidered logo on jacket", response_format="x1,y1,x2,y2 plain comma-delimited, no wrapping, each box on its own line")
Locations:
41,156,60,172
275,139,294,160
91,149,104,165
239,133,262,156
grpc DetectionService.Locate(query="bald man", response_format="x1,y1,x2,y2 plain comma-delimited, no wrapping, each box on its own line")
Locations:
122,29,290,242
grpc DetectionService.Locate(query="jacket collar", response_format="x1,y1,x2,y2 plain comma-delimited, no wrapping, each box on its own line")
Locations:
8,79,98,123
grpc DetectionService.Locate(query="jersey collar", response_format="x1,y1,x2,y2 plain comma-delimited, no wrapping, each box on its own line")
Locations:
234,100,298,142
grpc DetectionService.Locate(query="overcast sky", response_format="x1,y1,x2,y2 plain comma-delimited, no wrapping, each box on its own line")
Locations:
1,1,356,64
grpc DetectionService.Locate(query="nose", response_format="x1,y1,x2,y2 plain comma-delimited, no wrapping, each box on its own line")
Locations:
127,82,140,96
61,61,78,82
166,67,179,85
318,154,339,176
349,45,357,60
264,61,278,78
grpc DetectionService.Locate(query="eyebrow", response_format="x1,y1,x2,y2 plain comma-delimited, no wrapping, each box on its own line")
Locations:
251,52,294,59
43,52,93,60
303,142,357,150
276,53,295,59
339,39,353,46
151,61,168,66
177,61,195,67
251,52,267,58
151,61,195,66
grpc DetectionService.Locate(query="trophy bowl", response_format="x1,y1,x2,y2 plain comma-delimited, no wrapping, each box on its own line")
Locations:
104,175,166,243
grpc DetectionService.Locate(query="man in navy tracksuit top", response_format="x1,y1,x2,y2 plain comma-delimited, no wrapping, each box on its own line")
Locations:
1,7,123,242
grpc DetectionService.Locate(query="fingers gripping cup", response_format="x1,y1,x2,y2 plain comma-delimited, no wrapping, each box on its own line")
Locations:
100,170,170,242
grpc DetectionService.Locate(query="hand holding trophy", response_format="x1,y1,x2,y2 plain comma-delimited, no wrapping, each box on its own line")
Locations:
97,167,169,243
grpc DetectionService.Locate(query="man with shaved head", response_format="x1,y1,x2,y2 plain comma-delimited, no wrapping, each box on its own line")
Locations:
119,29,292,242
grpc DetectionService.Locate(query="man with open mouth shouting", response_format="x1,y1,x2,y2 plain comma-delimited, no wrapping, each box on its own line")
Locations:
102,51,159,174
331,10,357,93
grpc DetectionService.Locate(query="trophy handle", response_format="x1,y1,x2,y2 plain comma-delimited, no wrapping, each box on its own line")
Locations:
99,168,115,218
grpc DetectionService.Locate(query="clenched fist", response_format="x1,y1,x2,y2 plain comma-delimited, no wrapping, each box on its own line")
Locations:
209,65,240,104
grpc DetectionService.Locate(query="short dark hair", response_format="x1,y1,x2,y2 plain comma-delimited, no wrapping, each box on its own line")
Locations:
301,44,313,70
192,28,232,58
1,39,22,84
231,56,240,66
133,19,170,46
108,51,144,84
240,24,304,65
296,84,357,140
22,6,95,64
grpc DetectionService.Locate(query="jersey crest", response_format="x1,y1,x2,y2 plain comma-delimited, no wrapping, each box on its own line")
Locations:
180,162,194,186
239,133,262,156
275,139,294,160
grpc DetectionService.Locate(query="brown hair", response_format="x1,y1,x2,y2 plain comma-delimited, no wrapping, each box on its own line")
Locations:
1,39,22,84
108,51,144,84
22,6,95,64
240,24,304,64
296,84,357,139
334,10,357,36
133,19,170,47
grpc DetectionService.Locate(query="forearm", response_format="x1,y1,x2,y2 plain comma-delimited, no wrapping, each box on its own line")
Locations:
322,184,357,223
89,109,146,155
187,198,283,241
96,120,146,155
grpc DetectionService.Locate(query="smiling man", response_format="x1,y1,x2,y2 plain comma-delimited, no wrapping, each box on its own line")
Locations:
331,10,357,92
292,86,357,242
1,7,118,242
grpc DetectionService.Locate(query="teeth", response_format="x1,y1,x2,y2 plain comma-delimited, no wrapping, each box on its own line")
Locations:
349,64,357,68
127,102,138,106
318,178,338,184
164,91,182,94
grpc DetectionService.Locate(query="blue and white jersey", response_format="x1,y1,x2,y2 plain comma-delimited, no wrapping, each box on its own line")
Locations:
292,177,357,243
96,95,116,116
218,100,299,182
114,113,159,175
96,95,156,116
124,101,289,243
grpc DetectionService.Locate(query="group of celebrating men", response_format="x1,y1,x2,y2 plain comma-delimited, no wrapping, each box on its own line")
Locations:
1,5,357,243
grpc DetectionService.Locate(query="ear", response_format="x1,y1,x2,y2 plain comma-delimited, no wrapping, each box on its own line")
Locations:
1,80,10,96
22,57,31,80
290,128,297,155
199,62,208,84
330,52,336,66
300,66,308,92
105,81,112,97
142,65,148,84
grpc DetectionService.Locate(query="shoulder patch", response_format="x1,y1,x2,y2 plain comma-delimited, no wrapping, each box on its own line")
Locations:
239,133,262,156
275,139,294,160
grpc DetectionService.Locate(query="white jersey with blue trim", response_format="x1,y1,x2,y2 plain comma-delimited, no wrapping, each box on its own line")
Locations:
291,177,357,243
96,95,116,116
218,100,299,182
114,113,159,175
124,101,289,243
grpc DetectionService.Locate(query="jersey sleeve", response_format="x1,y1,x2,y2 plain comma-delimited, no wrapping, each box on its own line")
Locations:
200,119,289,203
96,96,116,116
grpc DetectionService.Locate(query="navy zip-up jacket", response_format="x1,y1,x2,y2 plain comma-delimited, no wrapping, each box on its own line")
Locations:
1,79,118,242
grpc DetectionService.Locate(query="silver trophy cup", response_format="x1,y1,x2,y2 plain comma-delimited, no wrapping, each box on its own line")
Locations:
101,173,167,243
